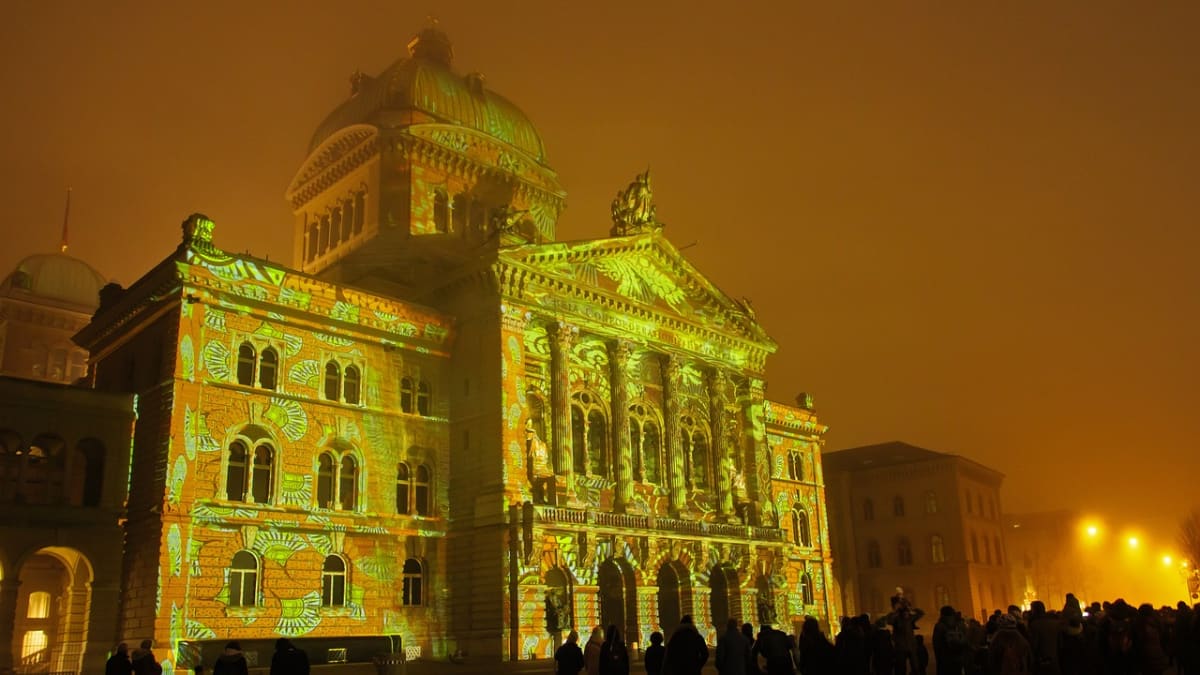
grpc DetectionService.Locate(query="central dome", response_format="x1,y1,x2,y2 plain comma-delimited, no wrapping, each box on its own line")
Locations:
308,27,547,162
1,252,107,309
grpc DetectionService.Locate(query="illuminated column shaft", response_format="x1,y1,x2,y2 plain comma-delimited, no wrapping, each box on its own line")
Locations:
709,369,733,519
549,322,575,496
0,578,19,673
741,377,768,525
609,340,633,512
662,354,686,515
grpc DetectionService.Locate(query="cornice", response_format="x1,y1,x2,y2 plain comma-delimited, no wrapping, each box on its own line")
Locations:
287,131,380,209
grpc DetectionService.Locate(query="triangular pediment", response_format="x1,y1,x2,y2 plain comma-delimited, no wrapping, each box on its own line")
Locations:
499,232,775,350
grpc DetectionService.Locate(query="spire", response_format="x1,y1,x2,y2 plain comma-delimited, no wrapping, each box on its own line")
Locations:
60,187,71,253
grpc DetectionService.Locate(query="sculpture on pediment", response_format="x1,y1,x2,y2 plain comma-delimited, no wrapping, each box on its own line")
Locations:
610,170,663,236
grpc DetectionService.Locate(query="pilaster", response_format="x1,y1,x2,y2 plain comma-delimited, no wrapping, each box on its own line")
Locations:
608,340,633,512
661,354,686,516
709,369,734,520
548,322,576,501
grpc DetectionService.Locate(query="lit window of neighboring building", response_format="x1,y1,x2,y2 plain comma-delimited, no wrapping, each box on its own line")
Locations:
21,630,48,661
897,537,913,566
931,535,946,563
866,540,882,568
229,550,259,607
322,555,347,607
402,558,424,606
924,490,938,514
26,592,50,619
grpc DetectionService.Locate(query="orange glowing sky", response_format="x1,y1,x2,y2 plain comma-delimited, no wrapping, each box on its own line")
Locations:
1,2,1196,560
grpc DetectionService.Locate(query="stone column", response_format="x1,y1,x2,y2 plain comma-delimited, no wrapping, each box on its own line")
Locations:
548,322,576,500
661,354,686,516
0,578,20,674
608,340,633,512
709,369,735,520
740,377,769,526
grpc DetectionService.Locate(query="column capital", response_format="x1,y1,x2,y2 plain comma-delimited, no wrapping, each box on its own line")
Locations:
548,320,578,348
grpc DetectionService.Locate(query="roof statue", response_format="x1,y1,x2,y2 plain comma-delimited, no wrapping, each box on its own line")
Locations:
610,169,663,237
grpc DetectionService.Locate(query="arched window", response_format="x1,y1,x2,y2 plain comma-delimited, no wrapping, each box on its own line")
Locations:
354,191,366,234
971,532,980,562
800,573,814,606
400,377,414,413
924,491,938,514
259,347,278,390
340,199,354,244
328,206,341,247
898,537,913,566
866,540,882,568
433,191,449,233
251,444,274,504
229,550,259,607
343,365,361,405
414,464,431,516
417,381,431,416
317,452,336,509
994,536,1004,565
893,495,905,517
863,499,875,521
226,441,249,502
306,222,319,262
236,343,256,386
931,535,946,563
321,555,347,607
324,361,341,401
396,463,411,514
787,451,804,481
26,592,50,619
791,507,811,547
571,391,608,478
680,414,709,489
630,402,662,483
339,455,358,511
402,558,423,606
318,214,331,254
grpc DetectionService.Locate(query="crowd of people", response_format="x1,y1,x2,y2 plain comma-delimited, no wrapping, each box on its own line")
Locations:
554,593,1200,675
104,638,309,675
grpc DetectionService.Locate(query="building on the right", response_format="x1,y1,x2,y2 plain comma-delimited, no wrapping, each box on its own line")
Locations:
1002,509,1094,611
824,441,1010,622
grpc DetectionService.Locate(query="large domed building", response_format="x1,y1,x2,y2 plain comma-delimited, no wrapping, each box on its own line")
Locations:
20,25,839,674
0,250,106,383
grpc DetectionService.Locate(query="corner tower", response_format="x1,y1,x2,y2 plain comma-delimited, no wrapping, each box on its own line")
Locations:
285,23,566,296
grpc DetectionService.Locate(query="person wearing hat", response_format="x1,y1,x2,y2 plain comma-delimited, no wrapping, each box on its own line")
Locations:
213,641,249,675
988,614,1031,675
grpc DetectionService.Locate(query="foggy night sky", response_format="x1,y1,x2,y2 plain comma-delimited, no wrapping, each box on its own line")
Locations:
1,2,1196,550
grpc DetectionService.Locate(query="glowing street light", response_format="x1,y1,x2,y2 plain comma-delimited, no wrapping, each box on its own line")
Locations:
1128,536,1139,549
1163,555,1174,566
1086,525,1099,537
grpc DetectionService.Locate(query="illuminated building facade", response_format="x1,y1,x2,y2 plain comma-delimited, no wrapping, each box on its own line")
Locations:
72,25,836,672
0,376,136,675
825,441,1010,621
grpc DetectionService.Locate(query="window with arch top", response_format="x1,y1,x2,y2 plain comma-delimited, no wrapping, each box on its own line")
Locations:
680,413,710,489
629,401,662,483
897,537,914,566
400,377,415,413
402,558,424,606
791,507,812,547
416,381,431,416
396,463,411,515
316,448,359,511
931,535,946,563
226,433,276,504
229,550,259,607
433,191,449,233
787,451,804,481
570,391,608,478
343,365,361,405
800,573,814,606
236,343,256,386
321,555,347,607
866,539,882,568
324,361,341,401
258,347,278,390
924,490,938,514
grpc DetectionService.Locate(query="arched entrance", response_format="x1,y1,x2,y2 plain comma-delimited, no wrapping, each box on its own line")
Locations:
656,561,692,637
12,547,92,674
544,567,573,638
709,564,741,629
598,558,637,643
755,574,775,625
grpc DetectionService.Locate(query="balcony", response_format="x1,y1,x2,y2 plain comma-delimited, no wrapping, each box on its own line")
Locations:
533,505,784,542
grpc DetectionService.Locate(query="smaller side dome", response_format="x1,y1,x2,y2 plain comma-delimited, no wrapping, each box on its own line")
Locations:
0,253,108,309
